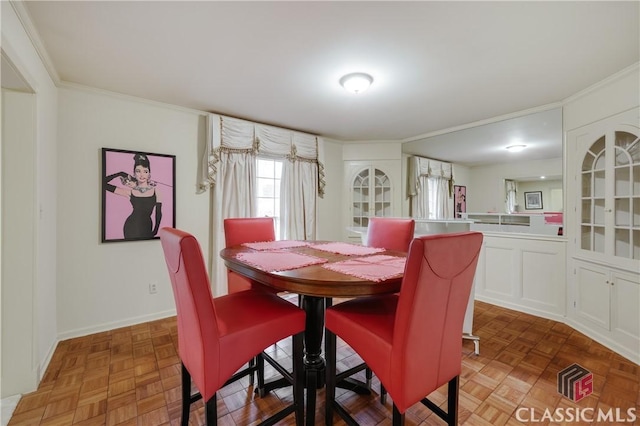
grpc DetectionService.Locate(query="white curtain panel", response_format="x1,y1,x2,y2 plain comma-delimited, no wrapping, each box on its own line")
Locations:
429,176,451,219
505,179,518,213
281,159,318,240
209,115,257,295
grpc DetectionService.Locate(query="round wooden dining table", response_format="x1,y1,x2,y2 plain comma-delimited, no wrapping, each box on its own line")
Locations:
220,242,405,425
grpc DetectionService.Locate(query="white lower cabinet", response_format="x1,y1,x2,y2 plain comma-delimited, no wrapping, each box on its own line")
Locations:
474,234,566,321
572,259,640,362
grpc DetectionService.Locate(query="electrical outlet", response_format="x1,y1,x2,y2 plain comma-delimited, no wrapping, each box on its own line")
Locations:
148,282,158,294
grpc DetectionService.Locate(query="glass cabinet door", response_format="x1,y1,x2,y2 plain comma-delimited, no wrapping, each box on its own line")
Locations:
613,131,640,259
579,126,639,261
351,167,392,227
352,168,370,227
580,135,606,253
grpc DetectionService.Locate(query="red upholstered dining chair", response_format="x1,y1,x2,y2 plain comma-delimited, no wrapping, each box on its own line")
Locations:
223,217,276,293
366,217,415,252
324,232,483,426
361,217,415,387
159,228,305,426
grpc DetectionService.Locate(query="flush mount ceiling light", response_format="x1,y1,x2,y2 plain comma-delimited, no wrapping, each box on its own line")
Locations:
339,72,374,94
506,144,527,152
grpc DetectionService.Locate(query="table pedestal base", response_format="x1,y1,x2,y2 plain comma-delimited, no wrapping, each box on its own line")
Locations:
257,296,371,425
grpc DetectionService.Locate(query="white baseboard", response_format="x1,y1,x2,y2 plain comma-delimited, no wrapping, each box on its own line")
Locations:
1,394,21,426
565,318,640,365
474,295,566,323
57,309,176,341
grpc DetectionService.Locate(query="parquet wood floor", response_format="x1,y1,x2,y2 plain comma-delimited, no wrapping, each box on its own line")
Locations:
7,300,639,425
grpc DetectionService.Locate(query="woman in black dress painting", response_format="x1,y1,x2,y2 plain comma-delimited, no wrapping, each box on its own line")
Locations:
105,153,162,239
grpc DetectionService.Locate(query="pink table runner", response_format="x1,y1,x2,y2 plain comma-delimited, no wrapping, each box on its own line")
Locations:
242,240,310,251
309,242,385,256
322,255,406,282
235,251,327,272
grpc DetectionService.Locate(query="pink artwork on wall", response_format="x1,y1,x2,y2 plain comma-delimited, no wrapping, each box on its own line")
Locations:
102,148,175,242
454,185,466,219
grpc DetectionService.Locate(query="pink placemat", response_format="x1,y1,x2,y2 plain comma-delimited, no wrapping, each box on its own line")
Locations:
242,240,310,251
310,242,385,256
323,255,406,282
236,251,327,272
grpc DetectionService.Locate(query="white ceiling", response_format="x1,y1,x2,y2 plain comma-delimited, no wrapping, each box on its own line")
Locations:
20,1,639,165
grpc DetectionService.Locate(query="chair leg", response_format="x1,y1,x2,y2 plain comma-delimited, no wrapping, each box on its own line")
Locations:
249,357,256,386
447,376,459,426
324,329,337,426
392,404,405,426
205,394,217,426
181,363,191,426
380,383,387,404
256,352,266,398
365,367,372,389
293,332,305,426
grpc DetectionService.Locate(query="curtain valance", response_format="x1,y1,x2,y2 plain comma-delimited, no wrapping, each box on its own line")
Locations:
200,115,325,196
408,156,453,196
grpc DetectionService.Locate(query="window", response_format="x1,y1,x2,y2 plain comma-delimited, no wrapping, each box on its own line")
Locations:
256,158,283,235
426,176,450,219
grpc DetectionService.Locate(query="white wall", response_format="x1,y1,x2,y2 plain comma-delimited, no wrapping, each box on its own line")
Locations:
56,86,210,338
467,157,563,213
2,1,59,394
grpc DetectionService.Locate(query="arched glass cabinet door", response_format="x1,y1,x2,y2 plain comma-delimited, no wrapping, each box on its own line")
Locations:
613,131,640,259
351,167,392,228
580,135,606,254
580,128,639,260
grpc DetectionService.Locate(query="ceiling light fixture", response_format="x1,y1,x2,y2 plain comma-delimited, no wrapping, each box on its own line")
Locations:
506,144,527,152
339,72,373,94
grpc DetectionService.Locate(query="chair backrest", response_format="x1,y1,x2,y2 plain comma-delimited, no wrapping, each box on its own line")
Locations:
366,218,415,251
391,231,483,412
159,228,221,399
223,217,276,247
223,218,276,292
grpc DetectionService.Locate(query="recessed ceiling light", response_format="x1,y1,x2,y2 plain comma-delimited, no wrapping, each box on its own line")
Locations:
339,73,373,94
506,144,527,152
540,176,546,179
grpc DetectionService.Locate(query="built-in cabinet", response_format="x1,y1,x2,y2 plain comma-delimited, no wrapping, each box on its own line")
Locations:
567,107,640,363
344,160,400,242
573,260,639,360
473,233,567,321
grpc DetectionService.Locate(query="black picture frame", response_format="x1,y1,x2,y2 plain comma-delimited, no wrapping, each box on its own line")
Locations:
524,191,543,210
102,148,176,242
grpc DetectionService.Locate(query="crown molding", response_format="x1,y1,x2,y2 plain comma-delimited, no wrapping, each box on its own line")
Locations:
562,62,639,105
9,0,60,84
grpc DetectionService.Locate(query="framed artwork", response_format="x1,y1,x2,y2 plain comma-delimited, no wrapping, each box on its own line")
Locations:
454,185,467,218
524,191,543,210
102,148,175,242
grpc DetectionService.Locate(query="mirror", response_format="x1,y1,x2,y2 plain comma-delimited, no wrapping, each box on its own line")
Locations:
402,107,563,215
507,176,563,213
